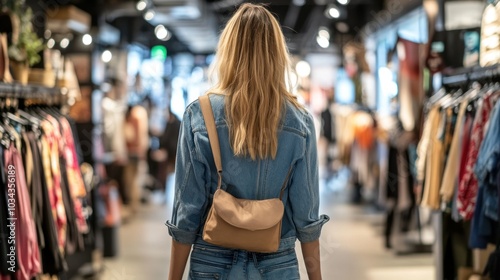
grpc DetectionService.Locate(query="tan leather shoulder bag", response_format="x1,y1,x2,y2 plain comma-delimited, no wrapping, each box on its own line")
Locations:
199,95,290,253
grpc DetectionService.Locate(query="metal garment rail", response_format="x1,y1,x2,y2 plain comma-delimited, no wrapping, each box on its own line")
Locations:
442,65,500,87
0,82,63,99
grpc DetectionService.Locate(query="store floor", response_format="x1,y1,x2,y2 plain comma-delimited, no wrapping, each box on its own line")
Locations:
100,171,434,280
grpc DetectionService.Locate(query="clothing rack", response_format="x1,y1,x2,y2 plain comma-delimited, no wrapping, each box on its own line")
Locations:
442,65,500,87
434,64,500,280
0,82,62,97
0,82,64,108
0,81,99,279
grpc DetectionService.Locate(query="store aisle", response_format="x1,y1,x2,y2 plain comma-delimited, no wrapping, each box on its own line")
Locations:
101,174,434,280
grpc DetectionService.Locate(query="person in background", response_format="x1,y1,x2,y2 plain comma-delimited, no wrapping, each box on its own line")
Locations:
320,87,338,180
101,77,128,209
166,3,329,280
123,103,149,215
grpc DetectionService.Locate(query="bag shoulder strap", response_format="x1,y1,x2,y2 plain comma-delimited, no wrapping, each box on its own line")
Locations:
199,94,293,199
199,95,223,189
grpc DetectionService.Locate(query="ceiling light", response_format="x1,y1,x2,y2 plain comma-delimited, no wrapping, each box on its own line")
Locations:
47,38,55,49
136,0,147,11
44,30,52,39
317,36,330,48
328,6,340,18
155,25,171,41
102,50,112,63
318,27,330,40
296,61,311,78
337,0,350,5
144,10,155,21
60,38,70,49
82,34,92,45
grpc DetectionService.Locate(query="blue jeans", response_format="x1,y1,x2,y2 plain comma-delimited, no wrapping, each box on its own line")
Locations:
188,238,300,280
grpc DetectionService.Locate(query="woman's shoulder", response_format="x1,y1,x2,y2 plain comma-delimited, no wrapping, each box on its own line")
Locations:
282,101,314,138
183,94,226,132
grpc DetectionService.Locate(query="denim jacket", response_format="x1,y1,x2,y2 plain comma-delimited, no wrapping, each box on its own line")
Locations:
166,94,329,246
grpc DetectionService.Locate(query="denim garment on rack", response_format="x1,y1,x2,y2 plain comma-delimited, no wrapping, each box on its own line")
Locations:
475,101,500,195
166,94,329,245
188,238,300,280
470,101,500,248
475,101,500,222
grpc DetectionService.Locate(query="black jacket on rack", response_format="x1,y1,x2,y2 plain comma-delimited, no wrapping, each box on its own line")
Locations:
26,132,67,275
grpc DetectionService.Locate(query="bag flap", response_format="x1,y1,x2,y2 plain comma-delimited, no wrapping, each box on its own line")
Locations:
213,189,284,231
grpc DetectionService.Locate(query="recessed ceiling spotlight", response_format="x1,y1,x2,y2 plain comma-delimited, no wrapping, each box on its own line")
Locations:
47,38,55,49
136,0,147,11
82,34,93,45
317,36,330,48
144,10,155,21
102,50,113,63
337,0,350,5
325,4,341,19
329,7,340,18
155,25,171,41
60,38,70,49
44,30,52,39
318,26,330,40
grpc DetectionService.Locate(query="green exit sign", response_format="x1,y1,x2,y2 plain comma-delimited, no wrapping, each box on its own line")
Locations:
151,45,167,61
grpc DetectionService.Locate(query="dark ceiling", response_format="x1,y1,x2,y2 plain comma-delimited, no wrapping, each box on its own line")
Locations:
32,0,387,55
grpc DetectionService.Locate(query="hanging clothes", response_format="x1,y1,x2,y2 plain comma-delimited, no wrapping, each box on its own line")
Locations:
4,145,41,280
440,99,470,203
40,118,67,255
458,91,500,220
0,146,15,277
470,100,500,249
26,131,67,275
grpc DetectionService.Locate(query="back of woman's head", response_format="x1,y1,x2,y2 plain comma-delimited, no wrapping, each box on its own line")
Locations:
212,3,302,160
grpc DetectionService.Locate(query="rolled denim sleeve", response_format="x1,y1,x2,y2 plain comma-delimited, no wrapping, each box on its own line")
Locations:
166,107,208,244
289,112,329,243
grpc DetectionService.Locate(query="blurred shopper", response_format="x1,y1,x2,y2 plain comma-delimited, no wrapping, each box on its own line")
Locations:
320,87,338,179
166,4,329,280
157,107,180,192
101,78,128,208
124,104,149,214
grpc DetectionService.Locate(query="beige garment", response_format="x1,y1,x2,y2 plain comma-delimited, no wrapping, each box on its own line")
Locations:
420,105,445,209
416,104,441,183
123,161,139,208
440,99,469,202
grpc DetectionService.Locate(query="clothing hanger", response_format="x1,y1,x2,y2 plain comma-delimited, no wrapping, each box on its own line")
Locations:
429,88,447,105
17,109,41,125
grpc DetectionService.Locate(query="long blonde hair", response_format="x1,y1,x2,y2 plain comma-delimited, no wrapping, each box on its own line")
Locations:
210,3,303,160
